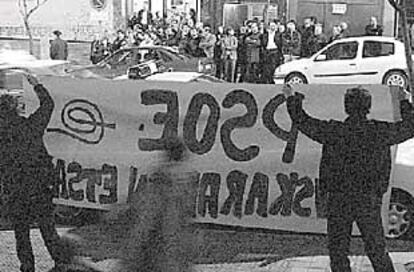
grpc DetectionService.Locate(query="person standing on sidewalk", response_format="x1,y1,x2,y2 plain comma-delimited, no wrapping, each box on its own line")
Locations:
261,20,283,84
283,84,414,272
49,30,68,60
0,71,75,272
222,27,238,82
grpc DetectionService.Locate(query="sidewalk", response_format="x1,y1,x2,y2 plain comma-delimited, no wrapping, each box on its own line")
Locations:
0,228,413,272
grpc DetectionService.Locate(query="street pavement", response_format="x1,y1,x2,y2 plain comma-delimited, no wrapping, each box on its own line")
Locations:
0,228,414,272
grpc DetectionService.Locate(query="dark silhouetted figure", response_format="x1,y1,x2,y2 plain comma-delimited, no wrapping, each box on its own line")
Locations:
117,137,198,272
49,30,68,60
0,73,74,272
284,85,414,272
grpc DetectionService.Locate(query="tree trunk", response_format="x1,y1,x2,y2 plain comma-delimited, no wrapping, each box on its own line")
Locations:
401,8,414,93
23,16,34,55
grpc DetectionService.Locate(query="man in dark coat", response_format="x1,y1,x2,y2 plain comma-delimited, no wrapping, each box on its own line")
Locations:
244,22,262,83
300,18,317,58
0,72,74,272
284,84,414,272
365,16,383,36
261,20,283,84
49,30,68,60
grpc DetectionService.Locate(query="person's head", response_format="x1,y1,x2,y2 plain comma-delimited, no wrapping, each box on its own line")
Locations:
268,21,277,32
190,8,196,17
52,30,62,38
314,23,323,35
181,24,190,34
117,30,125,39
310,16,317,25
287,20,296,31
155,11,161,18
340,22,348,31
187,18,195,28
217,25,224,34
190,28,198,38
304,18,312,28
332,25,341,36
164,136,187,162
370,16,378,27
239,26,247,34
344,87,372,116
251,22,259,33
227,27,235,36
203,24,211,34
0,93,19,118
279,24,286,33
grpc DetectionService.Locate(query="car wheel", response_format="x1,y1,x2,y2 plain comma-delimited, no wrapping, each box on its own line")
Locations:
285,73,308,85
386,189,414,240
384,71,408,89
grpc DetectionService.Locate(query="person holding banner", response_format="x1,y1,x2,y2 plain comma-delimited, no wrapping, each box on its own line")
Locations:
283,84,414,272
0,71,75,272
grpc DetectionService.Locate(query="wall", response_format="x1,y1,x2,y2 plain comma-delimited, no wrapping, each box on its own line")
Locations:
289,0,391,37
0,0,116,41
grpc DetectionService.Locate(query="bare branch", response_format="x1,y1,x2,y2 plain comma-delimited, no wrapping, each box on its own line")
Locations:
17,0,25,18
27,0,49,18
387,0,402,11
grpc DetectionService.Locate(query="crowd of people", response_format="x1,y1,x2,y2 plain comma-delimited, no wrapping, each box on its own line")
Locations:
87,6,386,84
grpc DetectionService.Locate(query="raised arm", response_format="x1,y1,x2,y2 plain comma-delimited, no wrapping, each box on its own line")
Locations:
376,98,414,145
284,85,339,145
25,73,55,131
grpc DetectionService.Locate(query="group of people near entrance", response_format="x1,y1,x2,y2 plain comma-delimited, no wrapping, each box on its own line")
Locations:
85,13,385,84
2,68,414,272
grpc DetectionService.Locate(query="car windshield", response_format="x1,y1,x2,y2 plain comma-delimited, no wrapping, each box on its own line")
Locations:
102,50,134,66
193,75,224,83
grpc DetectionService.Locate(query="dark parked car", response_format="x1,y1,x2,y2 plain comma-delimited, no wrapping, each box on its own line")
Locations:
66,46,200,79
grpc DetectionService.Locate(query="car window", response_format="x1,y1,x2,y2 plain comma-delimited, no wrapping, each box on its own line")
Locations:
142,49,160,61
157,50,174,62
321,42,358,61
193,75,224,83
363,41,394,58
106,50,133,66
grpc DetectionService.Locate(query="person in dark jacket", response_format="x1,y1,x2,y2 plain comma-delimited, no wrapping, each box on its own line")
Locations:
49,30,68,60
0,72,75,272
112,30,128,52
283,84,414,272
365,16,383,36
300,18,317,58
261,20,283,84
244,22,262,83
90,34,112,64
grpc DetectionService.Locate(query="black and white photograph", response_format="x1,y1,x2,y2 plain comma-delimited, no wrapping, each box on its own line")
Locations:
1,0,414,271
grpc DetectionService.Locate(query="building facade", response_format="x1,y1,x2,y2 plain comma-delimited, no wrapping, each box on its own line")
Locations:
0,0,403,40
205,0,395,36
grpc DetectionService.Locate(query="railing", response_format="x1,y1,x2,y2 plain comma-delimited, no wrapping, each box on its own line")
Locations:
0,25,106,42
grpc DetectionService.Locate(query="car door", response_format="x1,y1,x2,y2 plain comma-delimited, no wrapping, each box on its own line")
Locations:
310,41,360,84
357,40,396,84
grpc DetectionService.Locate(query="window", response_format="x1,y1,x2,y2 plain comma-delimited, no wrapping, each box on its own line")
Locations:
322,42,358,61
107,50,133,66
363,41,394,58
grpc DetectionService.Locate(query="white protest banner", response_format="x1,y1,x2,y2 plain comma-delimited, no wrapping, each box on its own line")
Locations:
21,77,399,234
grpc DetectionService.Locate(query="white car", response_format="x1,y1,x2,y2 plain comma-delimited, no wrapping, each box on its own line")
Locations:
274,36,411,88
